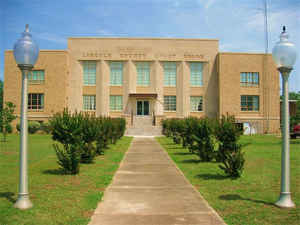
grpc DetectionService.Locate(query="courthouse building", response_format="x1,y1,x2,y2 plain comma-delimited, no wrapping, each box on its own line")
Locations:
4,37,280,134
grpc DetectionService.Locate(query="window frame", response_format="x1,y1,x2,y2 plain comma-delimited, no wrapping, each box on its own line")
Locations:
240,72,259,87
28,93,44,111
110,95,123,111
136,62,150,86
190,96,203,112
110,62,123,86
83,95,96,111
241,95,260,111
28,70,45,84
83,61,97,86
190,62,203,87
163,62,177,87
164,96,176,112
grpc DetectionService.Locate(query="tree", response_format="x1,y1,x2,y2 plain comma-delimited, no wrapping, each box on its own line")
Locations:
0,102,17,142
0,80,3,112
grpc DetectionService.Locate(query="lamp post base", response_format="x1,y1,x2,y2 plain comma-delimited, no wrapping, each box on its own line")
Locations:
14,194,33,210
275,192,295,208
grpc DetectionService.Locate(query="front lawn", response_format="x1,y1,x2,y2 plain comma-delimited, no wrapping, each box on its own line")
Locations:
157,135,300,225
0,134,132,225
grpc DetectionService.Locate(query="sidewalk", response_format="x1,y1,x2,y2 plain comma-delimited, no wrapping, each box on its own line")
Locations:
89,137,226,225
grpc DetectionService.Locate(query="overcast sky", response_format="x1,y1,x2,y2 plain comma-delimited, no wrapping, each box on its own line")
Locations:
1,0,299,91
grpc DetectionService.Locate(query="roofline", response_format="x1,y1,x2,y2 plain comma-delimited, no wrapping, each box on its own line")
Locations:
219,52,272,56
68,37,219,42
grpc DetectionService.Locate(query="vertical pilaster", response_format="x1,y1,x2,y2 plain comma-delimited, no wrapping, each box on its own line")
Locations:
96,60,109,116
154,60,164,115
177,61,190,117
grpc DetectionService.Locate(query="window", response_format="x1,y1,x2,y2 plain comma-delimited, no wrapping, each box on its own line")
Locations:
28,93,44,110
83,61,96,85
83,95,96,111
136,62,150,86
190,62,203,86
110,95,123,111
110,62,123,86
190,96,203,112
163,62,176,86
240,72,259,86
164,96,176,111
241,95,259,111
28,70,45,84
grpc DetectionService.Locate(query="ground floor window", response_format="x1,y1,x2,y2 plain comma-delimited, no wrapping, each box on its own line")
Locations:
190,96,203,112
110,95,123,111
164,96,176,111
83,95,96,111
241,95,259,111
28,93,44,110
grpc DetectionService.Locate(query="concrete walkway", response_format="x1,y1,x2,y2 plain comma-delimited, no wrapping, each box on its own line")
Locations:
89,137,226,225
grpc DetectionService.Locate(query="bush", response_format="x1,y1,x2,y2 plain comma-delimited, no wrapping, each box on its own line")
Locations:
28,121,41,134
49,109,84,174
49,109,126,173
40,122,51,134
215,115,245,178
191,118,216,162
53,143,81,175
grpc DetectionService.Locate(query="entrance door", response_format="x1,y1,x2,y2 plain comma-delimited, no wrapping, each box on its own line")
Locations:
137,100,149,116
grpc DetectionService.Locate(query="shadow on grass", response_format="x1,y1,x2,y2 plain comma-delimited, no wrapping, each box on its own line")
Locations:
219,194,274,206
291,139,300,145
0,192,16,203
43,168,66,175
181,159,201,164
173,152,194,155
195,173,229,180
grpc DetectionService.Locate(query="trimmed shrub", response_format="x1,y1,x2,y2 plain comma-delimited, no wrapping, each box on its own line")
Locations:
191,118,216,162
215,115,245,178
28,121,41,134
40,122,51,134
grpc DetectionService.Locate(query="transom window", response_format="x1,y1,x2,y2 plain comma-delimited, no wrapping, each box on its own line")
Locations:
28,70,45,84
28,93,44,111
164,96,176,111
110,62,123,86
241,95,259,111
163,62,176,87
190,62,203,86
83,95,96,111
190,96,203,112
83,61,96,85
240,72,259,87
110,95,123,111
136,62,150,86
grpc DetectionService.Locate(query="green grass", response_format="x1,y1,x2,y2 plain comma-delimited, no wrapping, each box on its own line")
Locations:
0,134,132,225
157,135,300,225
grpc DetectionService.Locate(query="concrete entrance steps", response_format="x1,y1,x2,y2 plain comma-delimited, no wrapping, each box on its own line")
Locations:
125,116,162,136
88,137,226,225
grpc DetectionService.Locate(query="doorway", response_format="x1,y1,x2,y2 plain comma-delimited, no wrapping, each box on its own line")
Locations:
137,100,149,116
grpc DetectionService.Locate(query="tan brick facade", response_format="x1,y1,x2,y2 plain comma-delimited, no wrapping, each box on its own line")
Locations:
4,38,280,133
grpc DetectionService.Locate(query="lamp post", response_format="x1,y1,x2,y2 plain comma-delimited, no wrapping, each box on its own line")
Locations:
272,26,297,208
13,24,39,210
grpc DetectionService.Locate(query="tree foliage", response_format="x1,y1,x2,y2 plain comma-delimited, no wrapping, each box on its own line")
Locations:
0,80,3,112
0,102,16,142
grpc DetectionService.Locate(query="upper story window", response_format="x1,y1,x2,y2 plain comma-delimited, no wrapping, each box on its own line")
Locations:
163,62,176,87
110,62,123,86
83,61,96,85
190,62,203,87
83,95,96,111
28,93,44,111
164,96,176,111
28,70,45,84
190,96,203,112
241,95,259,111
136,62,150,86
240,72,259,87
110,95,123,111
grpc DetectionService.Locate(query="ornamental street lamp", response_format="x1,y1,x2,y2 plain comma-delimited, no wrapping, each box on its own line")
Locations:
13,24,39,210
272,26,297,208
